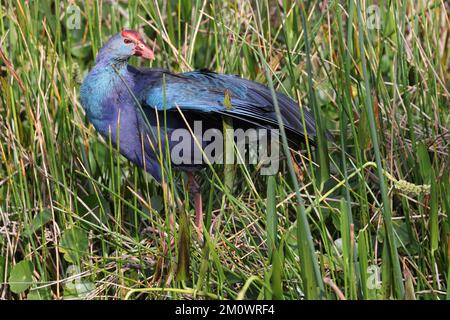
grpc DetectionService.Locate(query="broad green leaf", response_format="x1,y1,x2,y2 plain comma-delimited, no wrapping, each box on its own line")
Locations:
64,281,95,299
8,260,34,294
60,227,89,263
150,195,163,212
27,287,52,300
63,265,95,299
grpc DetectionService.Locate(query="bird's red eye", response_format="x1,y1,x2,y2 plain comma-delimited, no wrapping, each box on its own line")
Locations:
124,38,133,44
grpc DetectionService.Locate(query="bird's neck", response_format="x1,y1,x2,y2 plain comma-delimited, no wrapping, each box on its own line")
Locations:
80,60,133,124
95,57,129,71
89,58,133,91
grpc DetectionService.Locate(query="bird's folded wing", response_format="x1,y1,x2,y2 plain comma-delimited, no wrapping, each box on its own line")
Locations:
141,69,318,141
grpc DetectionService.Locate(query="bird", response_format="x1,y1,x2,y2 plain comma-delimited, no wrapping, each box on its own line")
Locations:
80,30,319,242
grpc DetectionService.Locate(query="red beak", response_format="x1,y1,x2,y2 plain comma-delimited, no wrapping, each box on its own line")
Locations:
121,30,155,60
135,42,155,60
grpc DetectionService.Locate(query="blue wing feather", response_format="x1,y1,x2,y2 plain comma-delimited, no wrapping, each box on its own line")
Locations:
133,68,318,143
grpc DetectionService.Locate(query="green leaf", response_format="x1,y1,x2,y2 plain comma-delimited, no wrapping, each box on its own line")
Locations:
70,43,92,59
64,281,95,299
404,269,416,300
417,142,432,184
266,175,277,258
379,220,413,251
8,260,34,294
430,172,439,254
223,269,243,285
150,195,163,212
176,208,190,281
25,209,53,237
271,243,284,300
358,230,370,299
27,287,52,300
223,90,235,191
63,266,95,299
76,194,110,225
60,227,89,263
358,107,371,150
0,256,6,282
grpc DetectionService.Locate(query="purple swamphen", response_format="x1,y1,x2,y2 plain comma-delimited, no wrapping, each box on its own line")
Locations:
80,30,319,241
